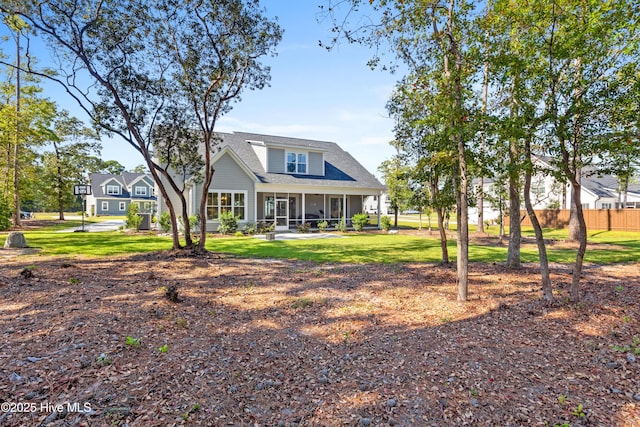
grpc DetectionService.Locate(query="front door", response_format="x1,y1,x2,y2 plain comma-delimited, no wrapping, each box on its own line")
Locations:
275,199,288,231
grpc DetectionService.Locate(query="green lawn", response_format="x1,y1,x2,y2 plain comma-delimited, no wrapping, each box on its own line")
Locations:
11,222,640,264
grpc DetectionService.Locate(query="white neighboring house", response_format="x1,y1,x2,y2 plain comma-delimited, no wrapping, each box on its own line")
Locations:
364,193,391,216
470,156,640,224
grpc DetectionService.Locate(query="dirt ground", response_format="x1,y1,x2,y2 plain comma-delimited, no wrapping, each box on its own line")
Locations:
0,243,639,426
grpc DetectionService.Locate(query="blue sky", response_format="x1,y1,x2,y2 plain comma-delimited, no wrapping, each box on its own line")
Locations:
5,2,402,178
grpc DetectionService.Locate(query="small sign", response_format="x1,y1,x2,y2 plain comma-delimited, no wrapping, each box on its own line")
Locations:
74,185,92,195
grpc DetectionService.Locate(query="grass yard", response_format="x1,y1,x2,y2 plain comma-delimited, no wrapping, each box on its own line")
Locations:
8,219,640,264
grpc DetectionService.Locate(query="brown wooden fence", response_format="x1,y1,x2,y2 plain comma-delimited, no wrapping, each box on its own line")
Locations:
504,209,640,232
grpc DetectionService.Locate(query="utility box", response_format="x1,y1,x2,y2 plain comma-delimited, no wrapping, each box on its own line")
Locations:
138,213,152,231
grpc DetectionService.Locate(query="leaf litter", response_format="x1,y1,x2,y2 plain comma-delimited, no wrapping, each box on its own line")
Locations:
0,251,638,426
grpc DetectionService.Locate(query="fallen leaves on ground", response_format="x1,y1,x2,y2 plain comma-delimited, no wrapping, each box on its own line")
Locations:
0,250,638,427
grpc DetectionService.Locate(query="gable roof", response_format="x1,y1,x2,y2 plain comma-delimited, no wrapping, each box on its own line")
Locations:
216,131,385,190
89,172,156,199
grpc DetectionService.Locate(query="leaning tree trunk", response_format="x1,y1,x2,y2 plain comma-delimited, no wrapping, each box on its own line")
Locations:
523,139,553,303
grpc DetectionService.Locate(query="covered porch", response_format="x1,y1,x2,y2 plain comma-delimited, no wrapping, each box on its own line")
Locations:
256,191,380,231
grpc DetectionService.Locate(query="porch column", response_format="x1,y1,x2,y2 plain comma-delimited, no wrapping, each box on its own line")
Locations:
302,193,306,225
343,194,347,223
377,193,382,229
323,194,326,220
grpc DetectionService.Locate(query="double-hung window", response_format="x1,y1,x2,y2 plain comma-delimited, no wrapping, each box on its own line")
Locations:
207,191,246,220
286,152,307,174
106,185,120,195
134,187,147,196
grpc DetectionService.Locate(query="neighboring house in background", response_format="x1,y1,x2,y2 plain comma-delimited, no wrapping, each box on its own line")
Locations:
157,131,386,231
470,156,640,224
580,172,640,209
364,193,391,216
86,172,157,216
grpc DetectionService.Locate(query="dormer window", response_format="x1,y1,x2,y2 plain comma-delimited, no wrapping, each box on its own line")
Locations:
286,152,307,174
134,187,147,196
106,185,120,195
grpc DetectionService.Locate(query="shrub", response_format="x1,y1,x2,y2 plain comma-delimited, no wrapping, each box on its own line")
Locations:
351,213,370,231
189,215,200,232
178,214,200,233
125,204,143,231
218,211,239,234
257,221,275,234
337,216,347,232
297,222,310,233
242,222,257,235
317,220,328,232
381,216,392,231
159,212,172,233
0,194,11,231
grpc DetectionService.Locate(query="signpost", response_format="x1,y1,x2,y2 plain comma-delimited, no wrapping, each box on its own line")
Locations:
73,185,92,232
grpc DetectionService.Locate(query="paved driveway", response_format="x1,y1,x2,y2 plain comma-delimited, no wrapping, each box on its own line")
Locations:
57,220,126,233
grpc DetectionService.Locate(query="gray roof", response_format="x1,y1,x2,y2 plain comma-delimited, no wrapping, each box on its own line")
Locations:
582,167,640,198
89,172,157,200
217,131,385,190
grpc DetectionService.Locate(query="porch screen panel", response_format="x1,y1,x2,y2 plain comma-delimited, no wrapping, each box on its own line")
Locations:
330,197,343,219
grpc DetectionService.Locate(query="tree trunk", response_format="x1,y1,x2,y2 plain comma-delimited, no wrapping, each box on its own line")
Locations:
477,38,489,234
149,167,183,250
197,168,215,253
568,182,581,241
506,75,521,268
393,207,399,228
54,143,65,221
506,178,521,268
12,29,21,227
569,180,587,301
477,177,484,233
524,139,553,303
437,208,449,264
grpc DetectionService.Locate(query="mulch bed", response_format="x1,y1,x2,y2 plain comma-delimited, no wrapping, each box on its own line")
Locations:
0,250,638,426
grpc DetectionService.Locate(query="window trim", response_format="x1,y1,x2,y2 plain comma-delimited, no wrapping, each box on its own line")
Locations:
206,190,247,221
101,201,109,211
286,151,308,174
134,186,147,196
106,184,120,195
119,201,126,211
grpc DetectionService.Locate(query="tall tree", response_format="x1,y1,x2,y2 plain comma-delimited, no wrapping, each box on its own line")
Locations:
324,0,482,301
155,0,282,252
0,65,55,222
387,74,457,264
539,0,640,301
0,0,282,252
40,110,100,219
378,155,412,228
